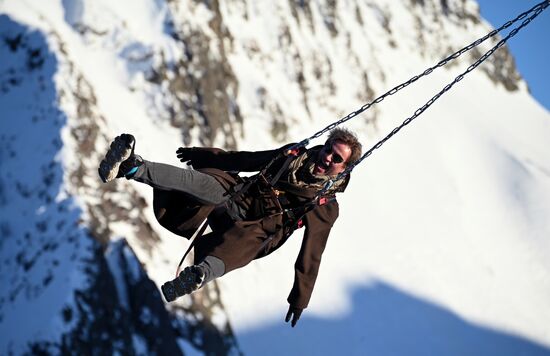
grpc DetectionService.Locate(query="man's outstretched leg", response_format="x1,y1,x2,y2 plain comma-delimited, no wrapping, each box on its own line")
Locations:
98,133,229,206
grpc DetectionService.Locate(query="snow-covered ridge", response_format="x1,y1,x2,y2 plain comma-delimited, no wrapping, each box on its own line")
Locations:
1,0,549,354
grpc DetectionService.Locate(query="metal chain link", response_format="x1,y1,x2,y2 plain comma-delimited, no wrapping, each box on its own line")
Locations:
316,0,549,197
291,0,549,153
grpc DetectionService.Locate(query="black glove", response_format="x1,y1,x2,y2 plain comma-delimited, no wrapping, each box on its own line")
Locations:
176,147,194,165
285,306,303,327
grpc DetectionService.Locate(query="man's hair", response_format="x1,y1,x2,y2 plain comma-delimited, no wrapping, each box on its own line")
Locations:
326,128,362,165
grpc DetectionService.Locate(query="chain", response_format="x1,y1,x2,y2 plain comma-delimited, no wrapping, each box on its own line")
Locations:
316,0,549,198
289,0,549,153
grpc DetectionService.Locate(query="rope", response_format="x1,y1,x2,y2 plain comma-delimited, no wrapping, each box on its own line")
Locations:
174,217,209,278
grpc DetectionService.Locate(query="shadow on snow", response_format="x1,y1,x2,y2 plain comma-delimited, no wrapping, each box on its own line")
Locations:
238,281,550,356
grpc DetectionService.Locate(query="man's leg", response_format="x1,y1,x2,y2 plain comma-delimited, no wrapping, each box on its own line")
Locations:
98,134,228,205
161,255,226,302
197,255,226,285
161,219,270,302
132,161,227,205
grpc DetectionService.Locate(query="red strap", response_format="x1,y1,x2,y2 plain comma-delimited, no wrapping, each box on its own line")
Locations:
286,148,300,156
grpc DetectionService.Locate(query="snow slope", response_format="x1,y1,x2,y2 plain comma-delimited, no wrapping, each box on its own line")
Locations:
1,0,550,354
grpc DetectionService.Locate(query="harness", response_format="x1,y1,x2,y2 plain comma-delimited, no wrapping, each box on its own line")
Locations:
225,146,336,220
174,147,337,277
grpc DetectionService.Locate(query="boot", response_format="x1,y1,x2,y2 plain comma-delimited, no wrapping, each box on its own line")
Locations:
161,265,205,302
98,133,143,183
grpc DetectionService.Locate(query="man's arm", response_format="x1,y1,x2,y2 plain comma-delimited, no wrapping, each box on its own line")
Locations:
177,144,294,172
286,201,339,324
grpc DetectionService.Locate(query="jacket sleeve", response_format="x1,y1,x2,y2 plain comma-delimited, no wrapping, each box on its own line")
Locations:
287,201,339,309
184,144,293,172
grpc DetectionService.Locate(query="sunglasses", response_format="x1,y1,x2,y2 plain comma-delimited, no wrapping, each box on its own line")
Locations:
323,144,345,164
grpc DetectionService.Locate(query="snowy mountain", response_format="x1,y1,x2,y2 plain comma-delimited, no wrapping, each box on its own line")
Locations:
1,0,550,355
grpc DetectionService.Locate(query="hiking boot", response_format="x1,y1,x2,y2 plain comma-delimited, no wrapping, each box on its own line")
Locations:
161,265,205,302
98,134,143,183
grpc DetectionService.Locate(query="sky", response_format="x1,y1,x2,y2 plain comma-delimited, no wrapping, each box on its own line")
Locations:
476,0,550,112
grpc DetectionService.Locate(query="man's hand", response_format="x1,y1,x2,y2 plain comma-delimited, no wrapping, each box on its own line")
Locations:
176,147,194,165
285,306,303,327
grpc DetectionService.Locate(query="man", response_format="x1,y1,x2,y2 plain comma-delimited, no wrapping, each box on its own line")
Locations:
98,128,362,327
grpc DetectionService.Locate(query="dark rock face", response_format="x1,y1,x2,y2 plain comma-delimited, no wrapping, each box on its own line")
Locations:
170,282,244,356
29,240,183,355
105,240,184,354
471,45,522,92
23,237,242,355
408,0,522,92
0,15,241,355
147,0,244,149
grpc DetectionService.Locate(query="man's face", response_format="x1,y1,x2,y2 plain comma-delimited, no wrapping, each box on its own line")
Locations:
313,140,352,176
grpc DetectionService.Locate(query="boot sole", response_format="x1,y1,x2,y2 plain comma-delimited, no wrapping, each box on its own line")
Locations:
161,266,204,302
98,134,135,183
179,266,204,293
